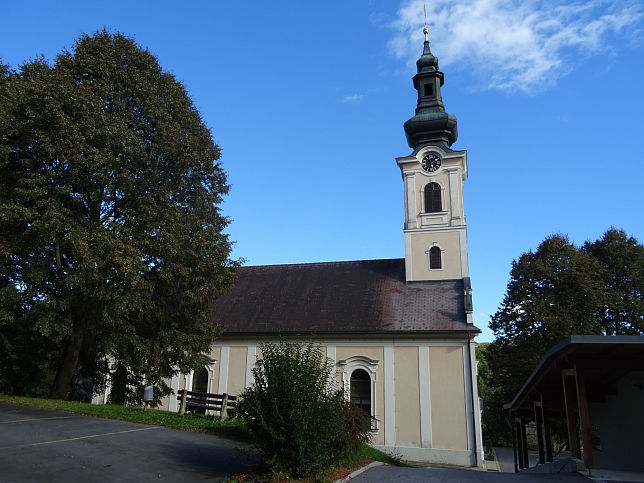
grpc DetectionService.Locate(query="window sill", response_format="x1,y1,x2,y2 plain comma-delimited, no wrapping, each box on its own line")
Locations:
420,211,448,216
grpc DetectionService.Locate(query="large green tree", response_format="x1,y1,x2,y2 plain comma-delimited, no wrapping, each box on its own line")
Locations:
583,228,644,335
482,230,643,445
490,234,605,355
0,32,237,400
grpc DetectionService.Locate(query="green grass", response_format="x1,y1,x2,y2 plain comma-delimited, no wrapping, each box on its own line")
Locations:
0,395,249,441
359,445,410,466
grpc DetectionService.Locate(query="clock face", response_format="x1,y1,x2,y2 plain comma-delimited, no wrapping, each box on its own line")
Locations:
421,153,441,173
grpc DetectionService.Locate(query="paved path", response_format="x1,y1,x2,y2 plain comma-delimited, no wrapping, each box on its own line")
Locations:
494,446,539,472
351,465,591,482
0,401,258,482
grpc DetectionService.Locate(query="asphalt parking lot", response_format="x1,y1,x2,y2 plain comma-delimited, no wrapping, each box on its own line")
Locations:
352,464,592,482
0,401,258,482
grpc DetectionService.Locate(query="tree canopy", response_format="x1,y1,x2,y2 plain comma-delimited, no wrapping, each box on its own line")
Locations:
481,229,643,445
490,234,606,355
0,31,237,400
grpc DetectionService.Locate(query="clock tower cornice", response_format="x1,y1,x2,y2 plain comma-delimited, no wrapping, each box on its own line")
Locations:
396,146,468,179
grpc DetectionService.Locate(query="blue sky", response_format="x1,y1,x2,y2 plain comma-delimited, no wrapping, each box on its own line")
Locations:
2,0,643,342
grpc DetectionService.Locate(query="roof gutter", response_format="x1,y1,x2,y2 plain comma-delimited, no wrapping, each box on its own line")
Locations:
219,329,482,339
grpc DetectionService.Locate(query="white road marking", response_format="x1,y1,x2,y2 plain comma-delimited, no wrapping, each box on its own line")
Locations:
0,416,78,424
0,426,161,450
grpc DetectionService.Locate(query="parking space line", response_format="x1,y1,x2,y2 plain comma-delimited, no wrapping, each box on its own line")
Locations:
0,416,78,424
0,426,161,450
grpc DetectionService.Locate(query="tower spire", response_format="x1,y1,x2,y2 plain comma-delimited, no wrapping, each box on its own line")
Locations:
403,22,457,150
423,4,429,42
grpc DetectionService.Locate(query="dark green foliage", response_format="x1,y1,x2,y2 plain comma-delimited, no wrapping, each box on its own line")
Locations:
583,228,644,335
482,230,643,445
476,343,511,448
236,340,372,478
490,234,605,354
0,31,237,400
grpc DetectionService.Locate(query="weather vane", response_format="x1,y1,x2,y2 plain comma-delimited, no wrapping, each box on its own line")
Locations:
423,3,429,42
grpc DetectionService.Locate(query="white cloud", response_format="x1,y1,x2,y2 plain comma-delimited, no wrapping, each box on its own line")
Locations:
389,0,643,93
341,94,364,103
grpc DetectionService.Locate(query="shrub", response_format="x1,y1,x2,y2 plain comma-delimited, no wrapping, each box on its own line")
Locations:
236,340,371,477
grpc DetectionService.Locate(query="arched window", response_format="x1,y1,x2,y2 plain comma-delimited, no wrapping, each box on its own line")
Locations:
191,367,210,414
338,355,379,429
350,369,371,414
429,246,442,270
424,182,442,213
192,367,209,393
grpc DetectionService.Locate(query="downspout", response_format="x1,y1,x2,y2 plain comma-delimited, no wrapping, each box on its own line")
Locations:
467,334,479,467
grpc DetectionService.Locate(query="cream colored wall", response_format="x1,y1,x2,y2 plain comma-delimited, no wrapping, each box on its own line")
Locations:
209,346,221,393
233,344,328,390
429,346,467,450
408,230,463,280
227,346,248,395
336,346,385,445
207,341,472,457
394,346,421,446
160,377,172,410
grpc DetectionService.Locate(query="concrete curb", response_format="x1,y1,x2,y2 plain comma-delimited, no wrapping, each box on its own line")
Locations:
484,458,500,472
334,461,385,483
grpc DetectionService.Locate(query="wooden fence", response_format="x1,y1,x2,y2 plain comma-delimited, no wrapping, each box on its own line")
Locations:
177,389,237,420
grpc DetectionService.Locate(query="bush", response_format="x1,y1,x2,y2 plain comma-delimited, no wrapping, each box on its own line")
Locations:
236,340,371,477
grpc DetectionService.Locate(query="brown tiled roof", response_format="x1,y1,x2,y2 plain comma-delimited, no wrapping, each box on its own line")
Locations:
210,258,479,335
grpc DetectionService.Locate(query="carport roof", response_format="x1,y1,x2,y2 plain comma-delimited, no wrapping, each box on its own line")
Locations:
504,335,644,415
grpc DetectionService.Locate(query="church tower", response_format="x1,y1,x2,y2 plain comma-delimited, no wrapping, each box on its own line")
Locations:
396,27,471,297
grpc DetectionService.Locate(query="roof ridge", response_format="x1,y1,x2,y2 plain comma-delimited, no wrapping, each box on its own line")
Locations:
239,258,405,269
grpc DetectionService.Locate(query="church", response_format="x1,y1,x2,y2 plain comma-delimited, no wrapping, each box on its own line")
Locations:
161,28,484,467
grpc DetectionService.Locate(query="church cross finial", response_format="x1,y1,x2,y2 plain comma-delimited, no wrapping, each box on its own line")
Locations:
423,4,429,42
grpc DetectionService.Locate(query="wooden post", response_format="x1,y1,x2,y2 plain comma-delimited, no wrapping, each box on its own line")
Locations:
520,416,529,469
534,401,545,465
220,392,229,421
511,414,519,473
562,371,581,459
575,368,594,472
514,418,524,470
544,408,553,463
179,389,187,415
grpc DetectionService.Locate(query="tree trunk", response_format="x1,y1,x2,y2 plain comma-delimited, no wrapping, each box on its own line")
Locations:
50,319,87,400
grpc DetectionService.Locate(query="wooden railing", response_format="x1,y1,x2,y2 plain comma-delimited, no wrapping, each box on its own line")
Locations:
177,389,237,420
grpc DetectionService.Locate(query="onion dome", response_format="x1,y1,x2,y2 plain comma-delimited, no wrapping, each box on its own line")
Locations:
403,27,458,150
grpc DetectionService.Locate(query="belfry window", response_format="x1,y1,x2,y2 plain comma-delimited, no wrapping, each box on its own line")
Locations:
423,82,434,97
429,246,442,270
424,182,442,213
